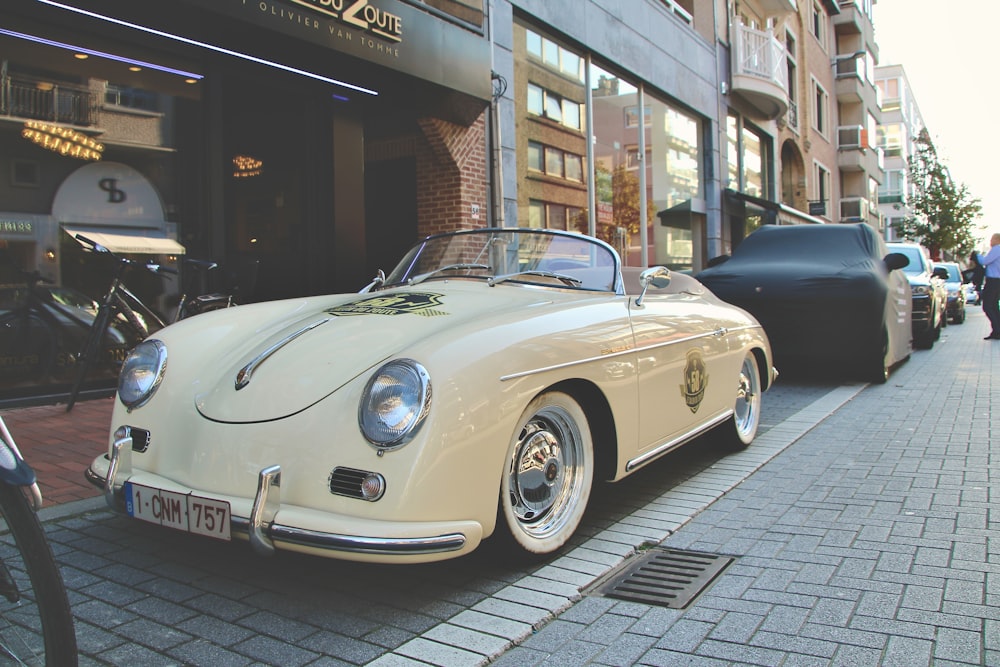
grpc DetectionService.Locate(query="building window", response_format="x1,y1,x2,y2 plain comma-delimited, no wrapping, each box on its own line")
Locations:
527,141,543,171
813,162,830,213
544,146,564,177
565,154,583,182
785,30,799,131
624,105,651,128
811,1,827,50
877,123,903,158
813,79,828,135
879,169,906,204
526,82,583,132
525,27,585,82
742,126,764,198
528,200,544,228
527,140,585,183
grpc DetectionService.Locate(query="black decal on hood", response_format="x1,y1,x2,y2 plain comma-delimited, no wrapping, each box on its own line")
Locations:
327,293,447,317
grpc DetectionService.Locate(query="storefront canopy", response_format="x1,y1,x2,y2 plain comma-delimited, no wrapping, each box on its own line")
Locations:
62,225,185,255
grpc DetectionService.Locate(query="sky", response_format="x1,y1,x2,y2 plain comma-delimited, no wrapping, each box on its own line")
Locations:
871,0,998,247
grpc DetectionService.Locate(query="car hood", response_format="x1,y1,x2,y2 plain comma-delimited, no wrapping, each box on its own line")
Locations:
190,283,568,423
697,258,884,301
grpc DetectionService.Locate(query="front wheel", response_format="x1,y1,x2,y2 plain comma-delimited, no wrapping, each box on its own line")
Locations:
496,392,593,557
0,483,78,665
727,352,762,449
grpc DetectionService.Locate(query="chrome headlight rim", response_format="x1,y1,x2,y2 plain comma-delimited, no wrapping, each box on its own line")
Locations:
358,359,431,450
118,340,167,410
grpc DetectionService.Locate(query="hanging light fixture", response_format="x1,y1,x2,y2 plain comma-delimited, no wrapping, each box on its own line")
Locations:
21,121,104,161
232,154,263,178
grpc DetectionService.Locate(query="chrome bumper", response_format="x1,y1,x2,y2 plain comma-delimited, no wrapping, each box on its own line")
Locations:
88,432,468,558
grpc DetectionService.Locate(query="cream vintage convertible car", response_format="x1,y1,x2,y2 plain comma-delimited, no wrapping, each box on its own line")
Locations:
87,228,775,563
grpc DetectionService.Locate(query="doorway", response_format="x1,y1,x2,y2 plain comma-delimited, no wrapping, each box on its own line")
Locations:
222,76,334,301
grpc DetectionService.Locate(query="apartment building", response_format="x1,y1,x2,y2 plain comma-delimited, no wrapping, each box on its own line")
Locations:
831,0,883,231
874,63,926,243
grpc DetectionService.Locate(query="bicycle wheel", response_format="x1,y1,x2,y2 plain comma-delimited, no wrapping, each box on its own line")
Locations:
65,304,113,412
0,483,78,665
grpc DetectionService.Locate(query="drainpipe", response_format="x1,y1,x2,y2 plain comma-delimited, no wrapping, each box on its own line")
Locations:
487,0,505,227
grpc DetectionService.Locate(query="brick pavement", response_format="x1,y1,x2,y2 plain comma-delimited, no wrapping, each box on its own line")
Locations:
489,308,999,666
1,397,111,507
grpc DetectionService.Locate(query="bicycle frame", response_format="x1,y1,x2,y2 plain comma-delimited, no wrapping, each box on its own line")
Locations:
65,234,172,411
0,416,42,511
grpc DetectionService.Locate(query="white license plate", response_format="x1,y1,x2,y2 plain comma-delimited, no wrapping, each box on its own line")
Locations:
125,482,231,541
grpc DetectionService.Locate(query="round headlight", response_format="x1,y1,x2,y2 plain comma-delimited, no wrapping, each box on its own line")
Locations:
359,359,431,449
118,340,167,410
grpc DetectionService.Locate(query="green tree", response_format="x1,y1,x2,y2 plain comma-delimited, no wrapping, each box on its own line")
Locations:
894,129,982,258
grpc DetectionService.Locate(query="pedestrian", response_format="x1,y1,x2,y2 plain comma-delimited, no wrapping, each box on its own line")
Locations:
964,253,985,305
972,232,1000,340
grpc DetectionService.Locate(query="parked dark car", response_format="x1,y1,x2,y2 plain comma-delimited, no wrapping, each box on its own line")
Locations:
886,242,947,349
933,261,967,324
696,223,911,383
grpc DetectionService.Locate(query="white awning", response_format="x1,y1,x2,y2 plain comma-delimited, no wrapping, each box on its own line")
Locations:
62,225,185,255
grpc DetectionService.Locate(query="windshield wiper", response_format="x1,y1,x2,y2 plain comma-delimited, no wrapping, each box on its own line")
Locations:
408,263,492,286
488,270,582,287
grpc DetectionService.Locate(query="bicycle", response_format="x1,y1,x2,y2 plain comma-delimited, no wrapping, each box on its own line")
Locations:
65,234,173,412
172,257,239,322
0,414,78,665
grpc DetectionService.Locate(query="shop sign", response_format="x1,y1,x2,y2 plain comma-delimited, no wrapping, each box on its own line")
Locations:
182,0,492,101
0,219,34,235
287,0,403,43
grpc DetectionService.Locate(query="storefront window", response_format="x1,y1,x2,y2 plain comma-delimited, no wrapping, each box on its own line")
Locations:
515,21,703,268
647,96,700,270
742,126,764,198
0,27,202,316
727,115,740,191
590,63,646,264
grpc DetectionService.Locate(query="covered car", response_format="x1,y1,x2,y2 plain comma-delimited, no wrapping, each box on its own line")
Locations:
87,228,775,564
696,223,911,382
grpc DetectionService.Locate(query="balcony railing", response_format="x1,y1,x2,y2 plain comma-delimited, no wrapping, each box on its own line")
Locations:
730,23,788,119
734,24,787,87
1,74,99,126
878,190,904,205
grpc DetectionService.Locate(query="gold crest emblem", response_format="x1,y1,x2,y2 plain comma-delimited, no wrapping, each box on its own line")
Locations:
680,348,708,413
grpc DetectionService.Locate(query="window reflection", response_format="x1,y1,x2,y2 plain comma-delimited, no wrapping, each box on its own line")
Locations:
514,20,702,270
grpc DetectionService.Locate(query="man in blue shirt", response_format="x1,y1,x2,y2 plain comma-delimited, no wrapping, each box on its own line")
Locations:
974,232,1000,339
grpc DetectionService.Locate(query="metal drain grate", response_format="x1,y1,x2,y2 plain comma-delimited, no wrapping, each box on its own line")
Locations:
593,547,735,609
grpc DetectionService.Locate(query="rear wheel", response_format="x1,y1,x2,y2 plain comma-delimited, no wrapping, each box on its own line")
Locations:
497,391,593,557
727,352,762,448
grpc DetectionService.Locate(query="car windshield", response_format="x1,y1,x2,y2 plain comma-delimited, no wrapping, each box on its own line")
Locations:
937,264,961,282
888,245,928,274
381,228,620,292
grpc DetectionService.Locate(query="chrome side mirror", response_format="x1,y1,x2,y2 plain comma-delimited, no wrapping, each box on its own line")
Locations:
359,269,386,293
636,266,670,307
